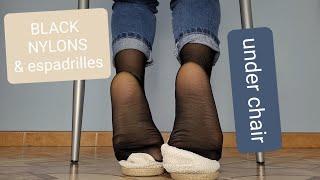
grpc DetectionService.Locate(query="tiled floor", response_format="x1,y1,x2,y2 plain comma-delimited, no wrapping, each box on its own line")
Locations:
0,147,319,180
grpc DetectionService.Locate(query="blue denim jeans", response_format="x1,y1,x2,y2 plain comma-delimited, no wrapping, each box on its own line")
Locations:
112,0,221,65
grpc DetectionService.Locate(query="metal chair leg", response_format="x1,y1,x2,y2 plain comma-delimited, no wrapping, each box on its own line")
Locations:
256,152,265,164
239,0,265,165
71,80,85,164
70,0,89,164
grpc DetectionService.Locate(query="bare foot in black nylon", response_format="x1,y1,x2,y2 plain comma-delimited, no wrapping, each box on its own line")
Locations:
110,50,164,161
168,62,223,160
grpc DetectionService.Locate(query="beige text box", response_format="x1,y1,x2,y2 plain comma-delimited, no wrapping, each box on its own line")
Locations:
4,8,111,84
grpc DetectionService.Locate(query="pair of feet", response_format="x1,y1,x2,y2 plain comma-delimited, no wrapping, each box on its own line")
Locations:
110,61,223,163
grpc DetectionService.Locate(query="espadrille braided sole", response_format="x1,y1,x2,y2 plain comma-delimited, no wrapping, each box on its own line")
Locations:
121,166,165,176
119,153,164,177
171,171,219,180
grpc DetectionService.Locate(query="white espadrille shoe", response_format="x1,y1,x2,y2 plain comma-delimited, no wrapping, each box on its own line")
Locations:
161,144,220,180
118,153,164,176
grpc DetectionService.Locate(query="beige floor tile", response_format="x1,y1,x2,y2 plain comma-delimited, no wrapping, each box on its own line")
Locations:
0,147,320,179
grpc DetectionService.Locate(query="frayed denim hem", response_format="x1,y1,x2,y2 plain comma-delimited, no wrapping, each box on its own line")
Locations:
175,28,220,66
112,33,153,66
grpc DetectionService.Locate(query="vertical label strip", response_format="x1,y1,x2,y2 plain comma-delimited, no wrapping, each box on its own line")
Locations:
228,27,282,152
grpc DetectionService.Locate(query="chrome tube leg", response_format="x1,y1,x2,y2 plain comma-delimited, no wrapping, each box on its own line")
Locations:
70,0,89,164
239,0,265,164
239,0,253,29
256,152,265,164
71,80,85,163
78,0,89,9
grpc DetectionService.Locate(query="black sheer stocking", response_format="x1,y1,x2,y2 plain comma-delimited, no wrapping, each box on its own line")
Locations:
111,49,164,161
168,43,223,160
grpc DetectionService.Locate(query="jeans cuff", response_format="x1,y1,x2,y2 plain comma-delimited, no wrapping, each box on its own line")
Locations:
175,29,220,66
112,34,153,66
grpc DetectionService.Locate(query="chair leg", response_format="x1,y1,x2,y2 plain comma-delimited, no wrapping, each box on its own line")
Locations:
71,80,85,164
70,0,89,164
256,152,265,164
239,0,265,165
